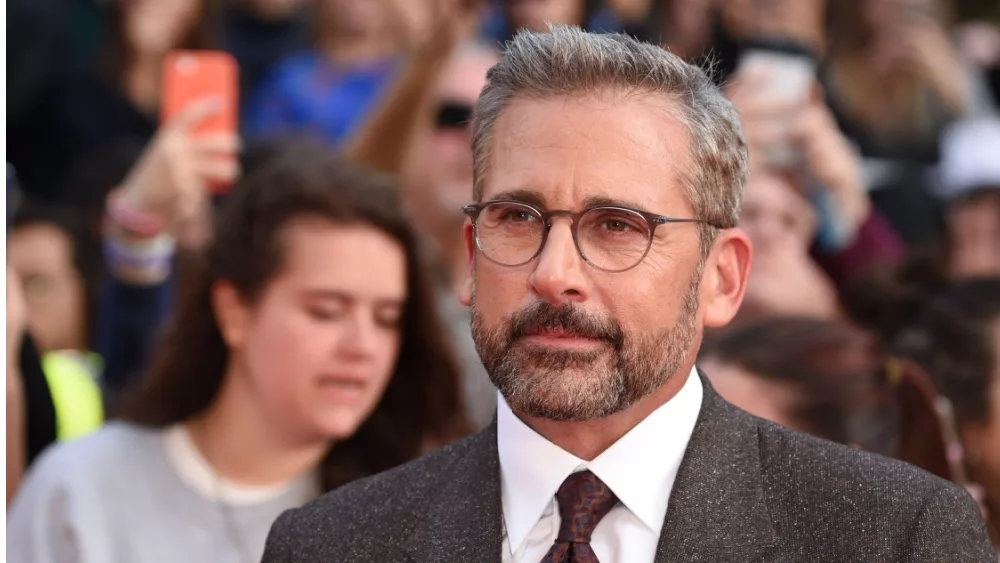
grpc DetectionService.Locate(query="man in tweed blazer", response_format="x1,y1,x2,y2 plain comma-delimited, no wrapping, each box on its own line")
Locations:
263,26,994,563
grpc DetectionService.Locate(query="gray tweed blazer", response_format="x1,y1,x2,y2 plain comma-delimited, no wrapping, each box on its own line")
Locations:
262,375,995,562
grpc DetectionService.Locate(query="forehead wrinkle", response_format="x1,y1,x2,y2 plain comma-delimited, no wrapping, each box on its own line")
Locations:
487,93,692,213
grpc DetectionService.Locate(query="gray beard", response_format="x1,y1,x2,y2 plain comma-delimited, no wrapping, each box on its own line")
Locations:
470,270,702,421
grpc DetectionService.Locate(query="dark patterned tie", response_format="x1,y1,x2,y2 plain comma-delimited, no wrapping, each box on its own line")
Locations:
540,470,619,563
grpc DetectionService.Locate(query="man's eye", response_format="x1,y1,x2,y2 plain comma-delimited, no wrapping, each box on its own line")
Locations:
501,210,538,223
602,219,634,232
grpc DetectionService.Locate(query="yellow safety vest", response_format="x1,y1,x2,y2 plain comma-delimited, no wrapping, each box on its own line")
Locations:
41,351,105,441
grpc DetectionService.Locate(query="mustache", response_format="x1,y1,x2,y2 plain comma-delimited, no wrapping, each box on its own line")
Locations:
508,302,624,347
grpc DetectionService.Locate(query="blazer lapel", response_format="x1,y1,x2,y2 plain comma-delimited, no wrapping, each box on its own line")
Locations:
655,374,780,563
403,422,504,563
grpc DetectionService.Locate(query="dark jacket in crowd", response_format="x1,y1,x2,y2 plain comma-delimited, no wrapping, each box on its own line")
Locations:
261,376,994,563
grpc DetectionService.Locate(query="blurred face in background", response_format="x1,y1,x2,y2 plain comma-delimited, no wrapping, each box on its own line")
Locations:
505,0,586,33
740,171,815,257
216,219,406,443
8,223,86,353
419,48,497,222
467,94,709,421
739,171,837,319
124,0,202,56
948,192,1000,279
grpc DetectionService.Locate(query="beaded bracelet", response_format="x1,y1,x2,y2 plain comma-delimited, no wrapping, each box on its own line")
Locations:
104,233,176,285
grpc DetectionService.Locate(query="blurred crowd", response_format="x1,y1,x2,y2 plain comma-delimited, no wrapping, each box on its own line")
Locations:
5,0,1000,560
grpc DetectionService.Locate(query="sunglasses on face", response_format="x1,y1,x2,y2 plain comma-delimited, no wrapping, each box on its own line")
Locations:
435,102,473,130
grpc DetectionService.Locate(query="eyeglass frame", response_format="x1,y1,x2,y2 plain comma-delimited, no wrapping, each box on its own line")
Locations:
462,200,722,273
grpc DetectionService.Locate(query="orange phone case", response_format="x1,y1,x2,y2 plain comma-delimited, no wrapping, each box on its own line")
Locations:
161,50,238,134
161,51,239,193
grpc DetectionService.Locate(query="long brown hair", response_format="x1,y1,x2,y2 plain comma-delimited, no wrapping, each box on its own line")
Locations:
119,140,471,491
101,0,219,89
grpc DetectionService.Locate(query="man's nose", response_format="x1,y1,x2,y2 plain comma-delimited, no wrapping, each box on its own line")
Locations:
528,219,589,306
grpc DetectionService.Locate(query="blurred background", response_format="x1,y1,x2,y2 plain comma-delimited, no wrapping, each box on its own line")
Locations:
5,0,1000,559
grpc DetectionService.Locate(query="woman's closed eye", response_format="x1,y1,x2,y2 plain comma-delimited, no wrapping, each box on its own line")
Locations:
375,306,403,330
307,306,345,322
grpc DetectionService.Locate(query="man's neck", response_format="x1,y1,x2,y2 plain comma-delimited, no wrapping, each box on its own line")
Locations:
185,366,329,487
515,365,695,461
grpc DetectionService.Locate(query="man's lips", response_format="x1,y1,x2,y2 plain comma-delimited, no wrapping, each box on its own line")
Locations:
518,330,607,350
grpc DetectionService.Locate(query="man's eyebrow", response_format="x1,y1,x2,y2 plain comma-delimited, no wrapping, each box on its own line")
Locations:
486,191,659,214
580,195,656,214
488,189,546,208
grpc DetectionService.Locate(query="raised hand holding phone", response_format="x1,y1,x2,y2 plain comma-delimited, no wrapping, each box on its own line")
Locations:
113,96,240,248
108,50,240,250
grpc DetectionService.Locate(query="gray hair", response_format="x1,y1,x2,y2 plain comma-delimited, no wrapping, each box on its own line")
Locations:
471,25,748,243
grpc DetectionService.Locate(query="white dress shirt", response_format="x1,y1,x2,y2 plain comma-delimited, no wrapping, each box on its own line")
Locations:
498,367,703,563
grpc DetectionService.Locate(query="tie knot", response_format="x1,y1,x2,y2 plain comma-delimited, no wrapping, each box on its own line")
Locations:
554,470,619,544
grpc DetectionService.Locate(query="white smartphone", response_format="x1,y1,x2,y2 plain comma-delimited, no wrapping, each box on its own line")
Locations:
737,49,816,167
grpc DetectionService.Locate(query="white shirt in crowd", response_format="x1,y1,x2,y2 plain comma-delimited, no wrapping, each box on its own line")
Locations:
498,366,704,563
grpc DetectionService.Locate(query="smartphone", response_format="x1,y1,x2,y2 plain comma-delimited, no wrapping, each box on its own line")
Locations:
737,49,815,167
162,51,238,192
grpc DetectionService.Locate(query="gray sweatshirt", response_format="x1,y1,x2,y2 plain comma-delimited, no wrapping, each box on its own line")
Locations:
6,423,319,563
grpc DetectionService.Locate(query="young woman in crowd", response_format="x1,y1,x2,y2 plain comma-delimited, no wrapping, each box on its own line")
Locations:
8,0,218,201
7,201,107,454
6,143,470,563
9,202,101,358
244,0,432,144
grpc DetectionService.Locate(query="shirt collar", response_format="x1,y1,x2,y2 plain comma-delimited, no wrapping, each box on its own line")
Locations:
497,367,704,554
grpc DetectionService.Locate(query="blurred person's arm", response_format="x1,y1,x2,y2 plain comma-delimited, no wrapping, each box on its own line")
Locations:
97,100,239,399
7,269,28,505
791,97,907,285
729,74,906,286
344,0,481,176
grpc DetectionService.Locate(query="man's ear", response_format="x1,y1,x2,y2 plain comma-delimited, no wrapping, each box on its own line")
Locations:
700,229,752,328
212,281,251,348
458,220,476,306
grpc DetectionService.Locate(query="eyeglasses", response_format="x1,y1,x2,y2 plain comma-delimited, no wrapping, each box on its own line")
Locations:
463,200,719,273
